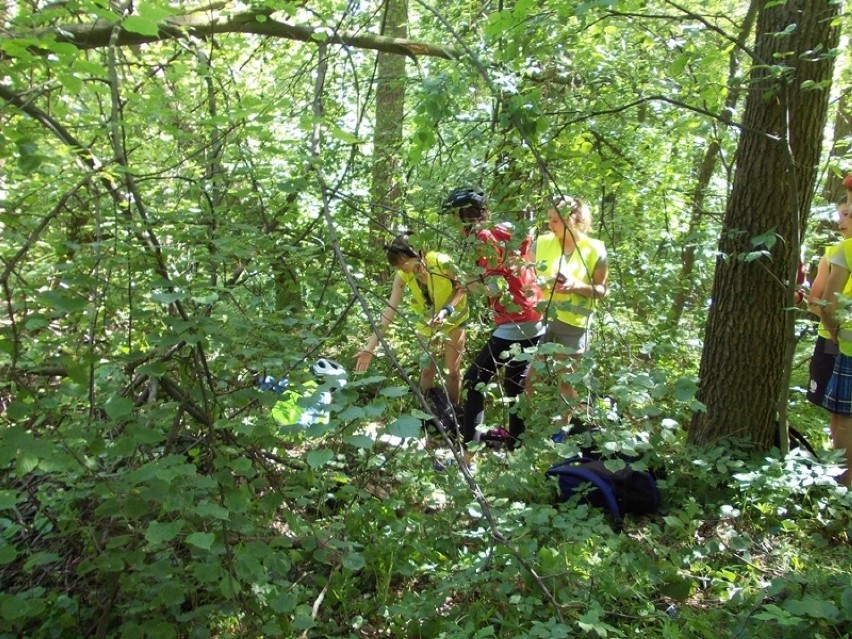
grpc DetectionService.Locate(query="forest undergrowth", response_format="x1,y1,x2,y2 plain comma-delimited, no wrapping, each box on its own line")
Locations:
0,324,850,639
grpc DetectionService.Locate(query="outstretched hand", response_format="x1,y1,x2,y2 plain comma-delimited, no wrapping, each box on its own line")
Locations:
354,350,373,372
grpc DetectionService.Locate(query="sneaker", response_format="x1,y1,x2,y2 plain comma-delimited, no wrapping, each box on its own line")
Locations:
480,427,510,447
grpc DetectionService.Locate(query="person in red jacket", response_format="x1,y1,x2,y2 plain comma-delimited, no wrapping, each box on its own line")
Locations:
442,187,545,449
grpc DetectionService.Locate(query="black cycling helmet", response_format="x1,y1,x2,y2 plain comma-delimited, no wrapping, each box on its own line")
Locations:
441,187,487,219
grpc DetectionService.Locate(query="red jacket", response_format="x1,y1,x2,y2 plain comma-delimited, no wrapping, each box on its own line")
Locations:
474,224,542,325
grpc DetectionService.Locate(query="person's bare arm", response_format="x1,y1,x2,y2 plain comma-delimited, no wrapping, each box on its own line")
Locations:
355,274,405,371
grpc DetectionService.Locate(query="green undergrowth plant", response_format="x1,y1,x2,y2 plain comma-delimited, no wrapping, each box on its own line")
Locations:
1,351,850,638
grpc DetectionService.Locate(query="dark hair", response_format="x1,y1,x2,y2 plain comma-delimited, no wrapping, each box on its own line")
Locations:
385,231,419,266
442,187,487,223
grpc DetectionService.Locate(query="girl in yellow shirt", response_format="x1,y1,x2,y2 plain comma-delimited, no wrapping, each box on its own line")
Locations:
355,233,468,406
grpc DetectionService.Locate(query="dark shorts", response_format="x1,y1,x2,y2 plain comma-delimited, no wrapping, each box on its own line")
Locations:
807,335,839,407
822,351,852,415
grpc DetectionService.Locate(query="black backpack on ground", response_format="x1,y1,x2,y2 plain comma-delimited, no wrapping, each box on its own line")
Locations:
546,449,662,529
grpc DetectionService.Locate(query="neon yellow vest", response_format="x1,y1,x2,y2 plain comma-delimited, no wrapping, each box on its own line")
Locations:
535,232,606,329
817,243,841,339
398,251,468,336
833,238,852,355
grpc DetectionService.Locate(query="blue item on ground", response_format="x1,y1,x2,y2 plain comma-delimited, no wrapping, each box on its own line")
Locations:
546,452,661,529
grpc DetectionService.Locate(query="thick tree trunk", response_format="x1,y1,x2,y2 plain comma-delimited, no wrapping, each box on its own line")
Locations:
689,0,840,448
369,0,407,257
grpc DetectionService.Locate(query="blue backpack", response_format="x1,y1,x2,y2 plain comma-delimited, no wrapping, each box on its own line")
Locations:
546,453,662,528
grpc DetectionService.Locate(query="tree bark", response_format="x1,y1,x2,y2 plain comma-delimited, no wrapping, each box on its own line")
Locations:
689,0,840,448
369,0,408,252
0,10,457,61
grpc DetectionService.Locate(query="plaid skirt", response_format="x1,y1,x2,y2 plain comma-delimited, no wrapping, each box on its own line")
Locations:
822,352,852,415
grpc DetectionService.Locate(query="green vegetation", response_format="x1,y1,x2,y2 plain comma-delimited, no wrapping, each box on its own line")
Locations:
0,0,850,636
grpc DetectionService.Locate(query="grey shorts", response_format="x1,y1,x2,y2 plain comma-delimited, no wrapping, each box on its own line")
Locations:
543,319,589,354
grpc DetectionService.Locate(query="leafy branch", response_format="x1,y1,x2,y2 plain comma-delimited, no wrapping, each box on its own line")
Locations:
0,9,459,61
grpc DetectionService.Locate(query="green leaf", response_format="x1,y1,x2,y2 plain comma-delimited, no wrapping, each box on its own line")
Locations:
750,229,777,249
16,452,39,475
185,532,215,551
145,520,185,545
104,395,133,420
269,591,298,614
379,386,410,398
342,551,366,571
0,490,18,510
123,16,160,36
24,551,60,571
344,434,374,449
841,587,852,617
38,290,88,313
659,575,693,601
784,597,839,620
673,377,698,401
386,415,422,439
192,502,230,520
192,292,219,305
306,449,334,469
0,545,18,565
603,458,626,472
670,52,691,76
330,126,360,144
137,361,168,377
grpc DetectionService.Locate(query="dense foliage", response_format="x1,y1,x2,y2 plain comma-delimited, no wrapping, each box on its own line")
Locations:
0,0,849,637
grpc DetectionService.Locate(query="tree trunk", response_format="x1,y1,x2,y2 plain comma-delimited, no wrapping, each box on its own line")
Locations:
369,0,407,258
689,0,840,448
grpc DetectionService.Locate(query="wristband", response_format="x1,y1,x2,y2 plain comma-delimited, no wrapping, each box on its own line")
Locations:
442,304,455,316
